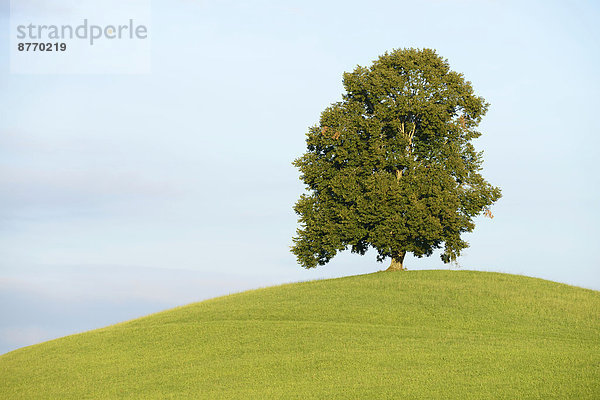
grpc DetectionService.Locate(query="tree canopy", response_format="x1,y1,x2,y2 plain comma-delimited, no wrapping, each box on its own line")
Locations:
292,48,501,271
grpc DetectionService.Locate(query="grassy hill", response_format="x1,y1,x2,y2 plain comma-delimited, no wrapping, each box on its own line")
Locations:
1,270,599,399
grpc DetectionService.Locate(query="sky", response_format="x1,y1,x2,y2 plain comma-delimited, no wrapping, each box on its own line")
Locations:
1,0,599,354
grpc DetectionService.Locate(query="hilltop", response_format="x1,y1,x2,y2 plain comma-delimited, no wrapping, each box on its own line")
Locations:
1,270,599,399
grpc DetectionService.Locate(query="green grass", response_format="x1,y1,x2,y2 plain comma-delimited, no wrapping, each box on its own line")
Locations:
1,270,599,399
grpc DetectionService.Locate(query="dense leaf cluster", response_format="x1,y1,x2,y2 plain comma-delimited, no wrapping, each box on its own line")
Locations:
292,48,501,269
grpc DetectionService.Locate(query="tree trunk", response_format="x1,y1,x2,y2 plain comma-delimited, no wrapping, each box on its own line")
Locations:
386,251,406,271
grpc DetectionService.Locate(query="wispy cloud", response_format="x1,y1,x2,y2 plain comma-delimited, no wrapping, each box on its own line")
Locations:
0,128,183,221
0,326,53,350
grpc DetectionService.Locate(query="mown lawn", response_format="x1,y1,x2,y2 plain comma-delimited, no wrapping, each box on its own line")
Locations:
1,270,599,399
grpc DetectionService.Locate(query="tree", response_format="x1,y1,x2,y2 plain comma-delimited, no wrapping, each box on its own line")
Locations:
292,48,501,271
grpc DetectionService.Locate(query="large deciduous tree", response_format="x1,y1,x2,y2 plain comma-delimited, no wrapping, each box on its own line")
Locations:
292,48,501,271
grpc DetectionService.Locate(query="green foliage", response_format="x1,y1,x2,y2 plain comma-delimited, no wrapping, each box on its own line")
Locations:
1,271,599,399
292,48,501,269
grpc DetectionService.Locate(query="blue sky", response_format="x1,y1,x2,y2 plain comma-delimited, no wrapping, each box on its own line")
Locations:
1,0,599,354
